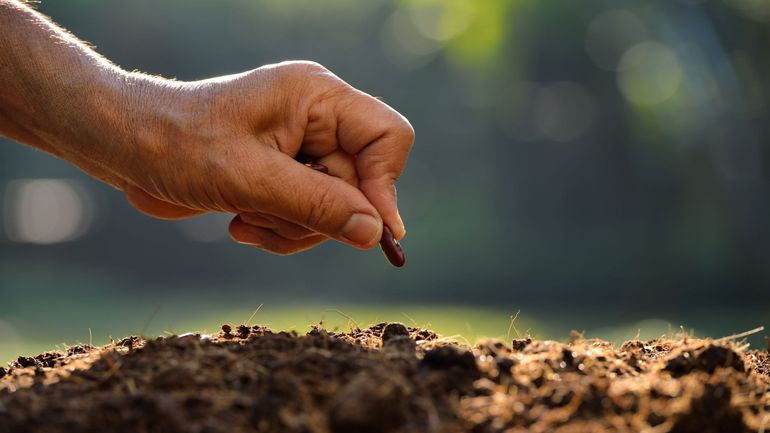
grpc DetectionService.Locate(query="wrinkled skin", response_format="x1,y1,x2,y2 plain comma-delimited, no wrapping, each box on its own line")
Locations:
0,1,414,255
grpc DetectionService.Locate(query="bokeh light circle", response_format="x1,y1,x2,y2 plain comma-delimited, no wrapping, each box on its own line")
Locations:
617,42,683,106
3,179,94,244
407,2,474,42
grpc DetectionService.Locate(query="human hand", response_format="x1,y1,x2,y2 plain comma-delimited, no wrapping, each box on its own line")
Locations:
0,4,413,256
118,61,414,254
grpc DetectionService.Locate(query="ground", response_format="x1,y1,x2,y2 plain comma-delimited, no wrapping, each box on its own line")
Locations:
1,323,769,433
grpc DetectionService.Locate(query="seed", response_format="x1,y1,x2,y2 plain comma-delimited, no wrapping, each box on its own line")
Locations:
304,162,329,174
306,161,406,267
379,225,405,267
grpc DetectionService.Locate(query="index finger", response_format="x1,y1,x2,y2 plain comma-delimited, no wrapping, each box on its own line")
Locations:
334,92,415,239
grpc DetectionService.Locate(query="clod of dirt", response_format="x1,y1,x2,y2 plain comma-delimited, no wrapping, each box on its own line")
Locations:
414,329,439,341
1,324,769,433
65,344,93,356
511,337,532,351
664,342,745,377
381,322,410,343
32,352,63,368
422,345,477,371
116,335,140,351
236,324,251,339
14,356,36,368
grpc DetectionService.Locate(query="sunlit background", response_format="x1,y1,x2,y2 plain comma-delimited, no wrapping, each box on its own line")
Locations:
2,0,769,362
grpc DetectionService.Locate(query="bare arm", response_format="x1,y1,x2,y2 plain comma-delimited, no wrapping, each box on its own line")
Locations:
0,1,137,181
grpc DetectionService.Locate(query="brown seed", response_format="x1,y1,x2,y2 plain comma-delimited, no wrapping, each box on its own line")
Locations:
307,161,405,267
305,162,329,174
379,225,405,268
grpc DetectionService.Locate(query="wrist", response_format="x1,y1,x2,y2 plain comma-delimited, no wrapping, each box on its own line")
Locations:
113,73,183,185
100,71,211,188
25,66,142,175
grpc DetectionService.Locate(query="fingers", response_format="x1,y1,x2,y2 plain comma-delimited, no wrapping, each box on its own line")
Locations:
124,185,204,220
256,152,382,249
229,215,327,255
316,149,358,187
126,183,328,254
239,212,316,240
334,93,414,239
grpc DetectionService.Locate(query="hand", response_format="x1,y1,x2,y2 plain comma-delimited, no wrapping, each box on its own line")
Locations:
0,4,414,256
119,61,414,254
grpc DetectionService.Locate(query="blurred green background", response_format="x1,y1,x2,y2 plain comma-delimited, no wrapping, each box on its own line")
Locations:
2,0,769,362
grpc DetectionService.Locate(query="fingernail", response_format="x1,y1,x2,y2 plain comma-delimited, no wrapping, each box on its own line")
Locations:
395,212,406,239
341,213,380,246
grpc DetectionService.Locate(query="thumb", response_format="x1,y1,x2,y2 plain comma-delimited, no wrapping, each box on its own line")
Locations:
257,153,383,249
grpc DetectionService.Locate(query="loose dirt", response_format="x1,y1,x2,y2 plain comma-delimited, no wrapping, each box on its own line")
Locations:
1,323,769,433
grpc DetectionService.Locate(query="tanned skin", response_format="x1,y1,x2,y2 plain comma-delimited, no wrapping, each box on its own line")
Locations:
0,0,414,255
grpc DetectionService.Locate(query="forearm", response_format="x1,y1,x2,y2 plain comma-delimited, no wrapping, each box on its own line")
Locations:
0,1,186,187
0,1,122,154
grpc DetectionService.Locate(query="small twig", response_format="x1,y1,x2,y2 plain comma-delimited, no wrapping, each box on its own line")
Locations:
244,303,264,326
714,326,764,343
401,312,419,328
325,309,360,331
444,334,471,346
88,328,92,347
506,310,521,342
735,343,751,352
140,305,161,338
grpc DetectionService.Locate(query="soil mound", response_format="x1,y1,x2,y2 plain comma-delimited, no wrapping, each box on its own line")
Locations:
1,323,769,433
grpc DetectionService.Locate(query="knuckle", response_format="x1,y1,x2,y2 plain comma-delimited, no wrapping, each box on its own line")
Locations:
362,150,402,183
275,60,330,81
397,119,416,150
402,119,416,140
296,60,328,73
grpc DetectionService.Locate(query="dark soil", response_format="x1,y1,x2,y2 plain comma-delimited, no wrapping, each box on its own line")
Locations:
1,323,769,433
